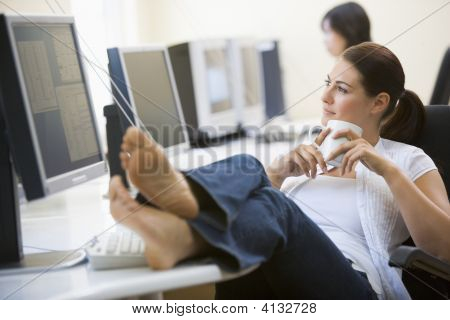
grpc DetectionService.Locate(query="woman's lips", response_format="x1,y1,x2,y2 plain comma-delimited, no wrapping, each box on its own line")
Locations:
322,108,335,115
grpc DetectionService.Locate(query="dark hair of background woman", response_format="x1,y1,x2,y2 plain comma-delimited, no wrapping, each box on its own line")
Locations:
322,2,372,48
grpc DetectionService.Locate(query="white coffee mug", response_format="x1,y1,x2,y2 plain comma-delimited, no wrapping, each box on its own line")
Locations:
308,120,363,167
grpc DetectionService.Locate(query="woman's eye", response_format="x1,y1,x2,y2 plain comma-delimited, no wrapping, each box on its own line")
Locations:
337,86,348,93
324,79,331,86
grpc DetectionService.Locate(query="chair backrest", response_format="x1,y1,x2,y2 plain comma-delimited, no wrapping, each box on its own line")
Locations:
404,105,450,299
429,48,450,105
412,105,450,199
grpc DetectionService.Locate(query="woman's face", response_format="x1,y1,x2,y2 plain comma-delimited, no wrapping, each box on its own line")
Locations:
321,59,375,129
322,19,347,57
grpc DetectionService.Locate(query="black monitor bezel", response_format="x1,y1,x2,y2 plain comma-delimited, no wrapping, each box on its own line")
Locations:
0,14,106,201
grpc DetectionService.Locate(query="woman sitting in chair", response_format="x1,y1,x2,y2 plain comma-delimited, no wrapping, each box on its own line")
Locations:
109,42,450,299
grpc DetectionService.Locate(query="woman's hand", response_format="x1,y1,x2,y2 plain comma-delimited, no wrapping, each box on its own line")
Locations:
267,128,331,188
326,129,395,176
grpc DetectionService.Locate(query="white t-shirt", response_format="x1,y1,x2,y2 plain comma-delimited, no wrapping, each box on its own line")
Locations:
285,174,383,294
280,138,438,298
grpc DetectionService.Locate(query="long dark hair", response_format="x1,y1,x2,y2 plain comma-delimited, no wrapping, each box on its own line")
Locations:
342,42,425,144
322,2,371,48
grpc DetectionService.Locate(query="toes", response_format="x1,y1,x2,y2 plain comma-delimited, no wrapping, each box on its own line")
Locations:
109,175,123,200
115,188,143,213
122,193,140,211
119,151,130,170
121,142,132,154
116,185,134,205
111,175,127,190
109,176,142,224
109,176,131,203
124,127,153,150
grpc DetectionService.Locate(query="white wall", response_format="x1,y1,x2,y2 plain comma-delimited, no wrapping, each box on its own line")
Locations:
2,0,449,125
133,0,450,120
69,0,138,144
0,0,71,14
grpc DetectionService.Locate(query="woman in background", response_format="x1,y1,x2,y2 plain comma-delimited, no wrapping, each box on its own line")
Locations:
322,2,371,57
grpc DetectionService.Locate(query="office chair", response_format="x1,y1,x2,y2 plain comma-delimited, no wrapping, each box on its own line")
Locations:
429,48,450,105
389,104,450,299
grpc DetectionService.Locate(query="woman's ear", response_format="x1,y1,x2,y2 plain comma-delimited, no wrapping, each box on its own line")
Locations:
370,92,390,116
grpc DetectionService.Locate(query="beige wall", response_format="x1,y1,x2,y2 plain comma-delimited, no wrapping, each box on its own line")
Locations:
2,0,448,122
0,0,71,14
134,0,450,120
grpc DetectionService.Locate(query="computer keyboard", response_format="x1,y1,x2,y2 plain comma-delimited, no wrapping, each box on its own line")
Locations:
86,230,149,270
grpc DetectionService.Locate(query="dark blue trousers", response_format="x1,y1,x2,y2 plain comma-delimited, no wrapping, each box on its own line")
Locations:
184,154,378,299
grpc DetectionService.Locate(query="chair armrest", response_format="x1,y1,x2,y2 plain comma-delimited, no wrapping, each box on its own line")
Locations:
389,246,450,281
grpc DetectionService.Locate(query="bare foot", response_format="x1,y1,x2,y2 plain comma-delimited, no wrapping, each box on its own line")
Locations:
119,127,199,219
109,176,207,270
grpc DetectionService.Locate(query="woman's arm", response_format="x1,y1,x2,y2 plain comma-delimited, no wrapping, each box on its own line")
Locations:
382,166,450,262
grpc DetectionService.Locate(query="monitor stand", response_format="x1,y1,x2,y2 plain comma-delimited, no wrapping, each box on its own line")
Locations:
0,250,87,276
0,113,87,275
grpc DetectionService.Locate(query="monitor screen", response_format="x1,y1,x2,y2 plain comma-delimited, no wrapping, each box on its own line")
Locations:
121,50,187,149
241,46,261,107
204,49,232,114
258,40,285,119
12,23,102,179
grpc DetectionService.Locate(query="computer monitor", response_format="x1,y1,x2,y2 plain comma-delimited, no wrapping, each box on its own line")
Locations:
228,39,265,128
169,40,239,141
107,46,190,155
257,40,286,120
0,15,106,265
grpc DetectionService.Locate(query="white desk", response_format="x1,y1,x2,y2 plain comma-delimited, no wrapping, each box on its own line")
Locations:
0,136,306,300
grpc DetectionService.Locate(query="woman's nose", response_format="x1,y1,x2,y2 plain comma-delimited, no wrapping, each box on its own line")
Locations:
321,85,333,105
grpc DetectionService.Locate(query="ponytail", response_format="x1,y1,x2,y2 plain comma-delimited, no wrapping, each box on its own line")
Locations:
380,89,426,144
